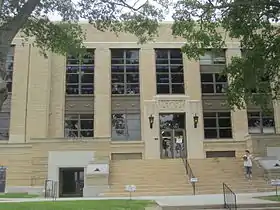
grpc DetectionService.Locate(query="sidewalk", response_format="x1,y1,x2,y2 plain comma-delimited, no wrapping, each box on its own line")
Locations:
0,191,278,206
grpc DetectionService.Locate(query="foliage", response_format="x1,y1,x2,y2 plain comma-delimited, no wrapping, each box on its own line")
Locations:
172,0,280,109
0,0,170,57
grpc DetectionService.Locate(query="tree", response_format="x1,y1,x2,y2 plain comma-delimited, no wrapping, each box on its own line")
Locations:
0,0,170,109
172,0,280,110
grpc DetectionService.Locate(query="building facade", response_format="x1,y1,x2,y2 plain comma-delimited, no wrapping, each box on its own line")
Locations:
0,23,280,195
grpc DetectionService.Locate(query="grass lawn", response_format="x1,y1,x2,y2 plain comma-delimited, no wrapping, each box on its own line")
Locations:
257,195,280,202
0,199,155,210
0,193,39,198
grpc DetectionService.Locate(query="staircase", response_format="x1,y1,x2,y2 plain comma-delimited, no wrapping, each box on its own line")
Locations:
101,159,193,196
189,158,275,194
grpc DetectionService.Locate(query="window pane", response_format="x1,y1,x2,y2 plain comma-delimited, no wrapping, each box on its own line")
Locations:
218,112,231,117
81,74,93,83
81,85,94,94
80,131,93,137
66,74,79,83
203,112,216,117
170,65,183,73
219,129,232,138
156,65,169,73
248,118,261,134
155,50,168,59
80,120,93,129
169,50,182,59
111,58,124,65
204,129,217,138
171,74,184,83
218,118,231,127
81,65,94,73
201,84,214,93
111,65,125,73
157,74,170,83
126,74,139,83
67,66,79,73
112,84,124,94
126,84,139,94
262,118,275,134
157,84,170,94
170,59,183,65
126,65,139,73
204,118,216,128
111,49,124,58
216,84,227,93
172,84,184,94
215,74,227,82
112,74,125,83
201,73,213,82
66,84,79,95
126,50,139,64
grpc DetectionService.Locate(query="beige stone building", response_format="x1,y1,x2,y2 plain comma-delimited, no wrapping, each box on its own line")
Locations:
0,23,279,197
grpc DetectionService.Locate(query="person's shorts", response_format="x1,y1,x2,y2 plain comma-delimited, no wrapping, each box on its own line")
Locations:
244,166,252,174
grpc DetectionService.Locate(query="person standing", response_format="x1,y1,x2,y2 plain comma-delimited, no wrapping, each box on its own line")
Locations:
243,150,253,179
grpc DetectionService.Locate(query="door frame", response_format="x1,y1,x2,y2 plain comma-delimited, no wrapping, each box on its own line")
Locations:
160,129,186,159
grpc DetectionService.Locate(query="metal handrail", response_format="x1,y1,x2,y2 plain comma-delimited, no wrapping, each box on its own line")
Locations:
181,150,196,195
223,183,237,210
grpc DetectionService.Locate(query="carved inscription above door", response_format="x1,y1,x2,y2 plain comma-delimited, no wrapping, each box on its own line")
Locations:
157,100,185,112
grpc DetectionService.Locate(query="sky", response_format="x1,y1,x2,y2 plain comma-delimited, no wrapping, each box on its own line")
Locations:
48,0,175,21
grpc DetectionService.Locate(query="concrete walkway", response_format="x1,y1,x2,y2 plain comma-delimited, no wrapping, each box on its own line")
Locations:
0,191,279,206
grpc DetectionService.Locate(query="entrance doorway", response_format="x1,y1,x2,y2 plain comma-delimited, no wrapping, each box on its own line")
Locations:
59,167,84,197
0,166,6,193
160,129,186,158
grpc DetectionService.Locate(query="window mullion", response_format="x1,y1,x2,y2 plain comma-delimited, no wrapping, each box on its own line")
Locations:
168,50,172,94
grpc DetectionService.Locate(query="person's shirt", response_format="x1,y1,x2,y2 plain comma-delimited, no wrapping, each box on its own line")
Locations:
243,154,253,167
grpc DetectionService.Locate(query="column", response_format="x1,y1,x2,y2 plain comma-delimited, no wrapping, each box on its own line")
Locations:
273,101,280,133
9,43,30,143
184,56,204,159
25,46,51,140
140,47,158,159
94,48,111,138
48,54,66,137
226,49,248,141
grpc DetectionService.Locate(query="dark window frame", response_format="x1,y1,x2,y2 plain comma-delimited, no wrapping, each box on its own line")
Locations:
155,49,185,94
247,111,275,134
111,49,140,95
6,46,15,93
111,112,141,141
203,112,233,139
199,49,226,65
66,49,95,95
201,73,228,94
64,114,94,138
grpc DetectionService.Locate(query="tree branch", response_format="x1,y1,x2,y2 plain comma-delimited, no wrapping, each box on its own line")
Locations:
1,0,40,42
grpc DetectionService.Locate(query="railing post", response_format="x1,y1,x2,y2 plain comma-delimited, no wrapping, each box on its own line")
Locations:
223,183,226,208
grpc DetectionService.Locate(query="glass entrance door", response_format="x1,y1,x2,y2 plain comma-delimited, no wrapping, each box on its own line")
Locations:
160,129,186,159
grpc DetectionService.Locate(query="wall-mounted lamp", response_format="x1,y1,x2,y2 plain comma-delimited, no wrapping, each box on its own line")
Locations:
148,114,154,129
193,114,199,128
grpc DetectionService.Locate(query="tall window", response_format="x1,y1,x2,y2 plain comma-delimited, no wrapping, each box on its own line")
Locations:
199,50,226,65
64,114,94,138
201,73,228,94
111,113,141,141
111,49,139,95
203,112,232,139
247,111,275,134
66,49,94,95
155,49,184,94
6,46,14,93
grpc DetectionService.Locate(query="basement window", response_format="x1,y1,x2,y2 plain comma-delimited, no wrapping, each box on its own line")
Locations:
206,151,236,158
